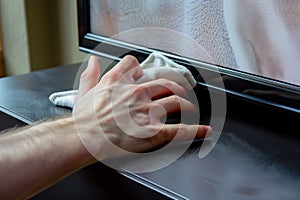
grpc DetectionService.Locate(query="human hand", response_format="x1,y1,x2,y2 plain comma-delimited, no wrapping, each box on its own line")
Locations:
73,55,212,160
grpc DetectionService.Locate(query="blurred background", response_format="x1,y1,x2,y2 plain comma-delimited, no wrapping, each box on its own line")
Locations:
0,0,86,77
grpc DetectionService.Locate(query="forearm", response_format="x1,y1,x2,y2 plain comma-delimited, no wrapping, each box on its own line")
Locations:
0,55,212,199
0,116,95,200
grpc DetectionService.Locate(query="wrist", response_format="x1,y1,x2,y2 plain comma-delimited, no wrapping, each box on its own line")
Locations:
41,116,97,168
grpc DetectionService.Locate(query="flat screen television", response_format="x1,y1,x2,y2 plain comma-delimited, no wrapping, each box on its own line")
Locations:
75,2,300,198
77,0,300,116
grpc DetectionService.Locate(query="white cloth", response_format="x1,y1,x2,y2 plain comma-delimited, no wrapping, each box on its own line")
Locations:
49,52,197,108
49,90,78,108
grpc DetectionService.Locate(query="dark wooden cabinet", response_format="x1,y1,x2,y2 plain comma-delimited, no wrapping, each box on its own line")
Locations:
0,62,299,200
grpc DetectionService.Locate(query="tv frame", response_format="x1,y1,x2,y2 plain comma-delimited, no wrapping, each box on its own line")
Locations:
77,0,300,115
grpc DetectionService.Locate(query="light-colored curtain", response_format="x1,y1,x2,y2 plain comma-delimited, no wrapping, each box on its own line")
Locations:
90,0,300,85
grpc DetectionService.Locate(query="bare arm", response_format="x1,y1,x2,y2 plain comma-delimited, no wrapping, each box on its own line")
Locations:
0,55,212,199
0,117,93,199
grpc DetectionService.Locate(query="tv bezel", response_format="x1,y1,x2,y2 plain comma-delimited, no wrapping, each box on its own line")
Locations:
77,0,300,115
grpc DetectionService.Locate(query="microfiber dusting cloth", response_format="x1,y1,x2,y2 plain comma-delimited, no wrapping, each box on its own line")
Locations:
49,52,197,109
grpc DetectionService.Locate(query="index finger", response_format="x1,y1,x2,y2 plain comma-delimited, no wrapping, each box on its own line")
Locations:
141,79,188,100
101,55,143,84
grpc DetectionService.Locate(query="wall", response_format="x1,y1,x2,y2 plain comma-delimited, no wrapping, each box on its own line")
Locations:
0,0,31,75
0,0,86,76
0,21,4,77
50,0,86,68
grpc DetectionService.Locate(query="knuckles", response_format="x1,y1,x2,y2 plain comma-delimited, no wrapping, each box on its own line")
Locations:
122,55,140,67
169,95,181,106
131,85,149,100
101,72,121,83
80,69,89,80
156,78,174,87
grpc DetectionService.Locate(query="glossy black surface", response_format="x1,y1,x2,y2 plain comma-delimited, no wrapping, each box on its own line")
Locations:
0,1,298,198
0,64,78,123
0,109,27,132
0,62,299,199
77,0,300,115
0,63,172,200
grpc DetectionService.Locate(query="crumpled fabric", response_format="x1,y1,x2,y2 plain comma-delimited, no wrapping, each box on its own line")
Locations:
49,52,197,109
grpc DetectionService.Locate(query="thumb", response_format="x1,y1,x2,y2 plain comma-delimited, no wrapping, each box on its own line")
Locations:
77,56,100,97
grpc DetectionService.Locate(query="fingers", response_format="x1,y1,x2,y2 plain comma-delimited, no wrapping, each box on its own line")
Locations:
157,124,212,143
100,55,143,84
152,95,196,117
141,79,187,100
77,56,100,97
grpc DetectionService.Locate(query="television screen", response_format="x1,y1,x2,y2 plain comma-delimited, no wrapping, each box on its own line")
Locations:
78,0,300,114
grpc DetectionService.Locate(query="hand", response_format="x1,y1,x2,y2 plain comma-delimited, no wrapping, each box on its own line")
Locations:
0,55,212,199
73,55,212,160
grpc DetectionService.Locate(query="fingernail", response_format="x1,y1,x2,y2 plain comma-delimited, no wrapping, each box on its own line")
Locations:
81,56,95,78
205,126,213,136
87,56,96,69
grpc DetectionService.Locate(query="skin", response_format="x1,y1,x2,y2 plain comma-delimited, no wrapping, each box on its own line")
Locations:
0,55,212,200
